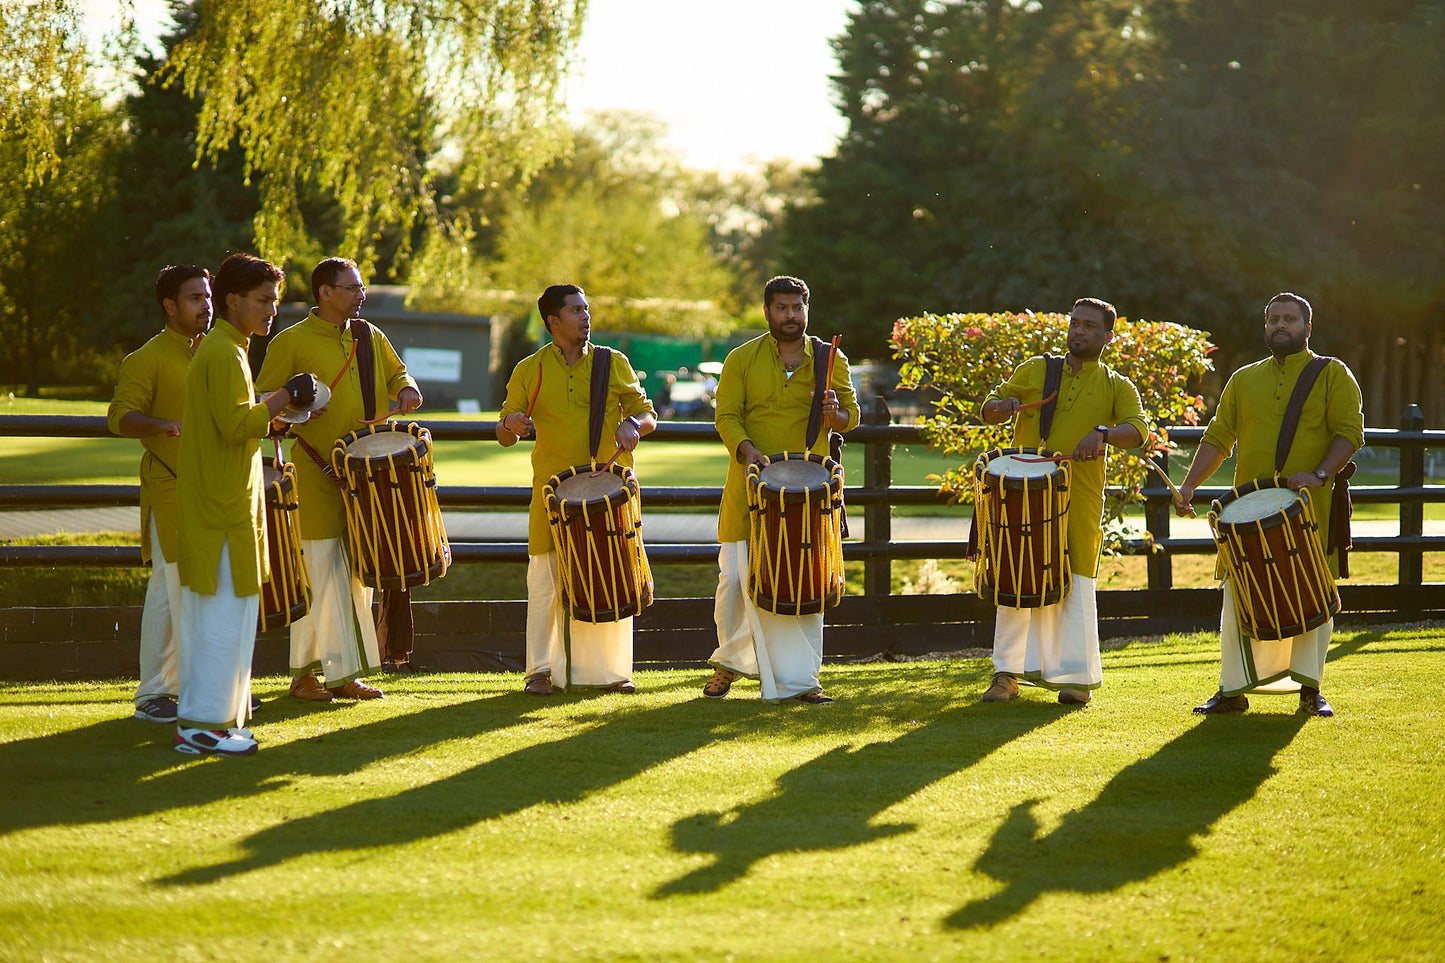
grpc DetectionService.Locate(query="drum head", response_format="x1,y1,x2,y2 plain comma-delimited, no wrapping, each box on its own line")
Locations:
1218,486,1299,523
986,453,1061,479
346,428,421,460
555,470,626,504
262,464,284,487
759,458,829,492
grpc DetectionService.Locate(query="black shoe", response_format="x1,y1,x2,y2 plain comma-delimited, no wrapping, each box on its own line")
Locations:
382,661,417,675
250,694,262,714
1299,686,1334,717
794,691,835,705
1193,689,1249,715
135,696,178,723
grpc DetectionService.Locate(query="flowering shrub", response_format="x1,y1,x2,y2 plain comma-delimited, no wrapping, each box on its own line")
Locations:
890,311,1215,541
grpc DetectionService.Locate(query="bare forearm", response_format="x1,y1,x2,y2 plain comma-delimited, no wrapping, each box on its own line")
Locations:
1181,441,1228,492
117,411,177,438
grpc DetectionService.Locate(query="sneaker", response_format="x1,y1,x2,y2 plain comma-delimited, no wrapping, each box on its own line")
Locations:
605,681,636,694
174,726,258,756
702,668,738,699
794,691,835,705
1193,689,1249,715
135,696,178,723
1298,686,1335,717
328,680,384,700
981,672,1019,703
524,674,554,696
289,673,334,702
229,727,255,740
1058,688,1092,705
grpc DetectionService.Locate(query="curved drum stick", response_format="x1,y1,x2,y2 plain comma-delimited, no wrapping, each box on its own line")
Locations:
525,363,544,418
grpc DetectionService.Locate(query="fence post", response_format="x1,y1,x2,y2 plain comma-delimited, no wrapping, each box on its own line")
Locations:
863,395,893,598
1399,404,1425,592
1145,446,1174,590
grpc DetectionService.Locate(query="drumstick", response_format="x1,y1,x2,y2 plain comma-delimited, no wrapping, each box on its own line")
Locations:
357,407,404,426
1016,390,1057,412
590,449,621,478
1015,454,1070,463
824,334,841,388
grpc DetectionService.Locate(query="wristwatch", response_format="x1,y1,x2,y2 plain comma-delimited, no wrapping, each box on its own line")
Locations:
1094,425,1110,442
1313,467,1330,482
625,415,642,430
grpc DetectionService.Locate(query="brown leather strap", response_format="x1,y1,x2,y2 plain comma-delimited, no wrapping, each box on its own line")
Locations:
1275,356,1332,473
294,436,346,491
1038,355,1065,443
588,346,613,461
1330,460,1356,577
349,319,378,422
806,335,830,450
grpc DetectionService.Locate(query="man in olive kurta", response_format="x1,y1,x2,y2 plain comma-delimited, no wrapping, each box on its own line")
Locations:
497,284,656,694
979,299,1148,705
108,265,211,723
255,257,421,701
175,254,308,756
1177,293,1364,717
704,276,859,704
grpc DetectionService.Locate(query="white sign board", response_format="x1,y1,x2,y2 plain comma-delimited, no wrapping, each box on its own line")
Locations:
403,347,462,383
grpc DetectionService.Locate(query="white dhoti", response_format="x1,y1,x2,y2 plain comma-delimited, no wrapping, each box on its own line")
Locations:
1218,581,1330,696
992,574,1101,691
136,518,182,704
289,537,379,685
710,541,824,702
177,538,258,730
526,552,633,689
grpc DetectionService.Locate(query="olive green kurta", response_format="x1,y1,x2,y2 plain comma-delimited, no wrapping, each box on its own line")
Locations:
176,319,273,596
714,334,859,543
1201,349,1365,577
255,309,417,540
986,356,1149,578
499,341,654,554
107,326,196,564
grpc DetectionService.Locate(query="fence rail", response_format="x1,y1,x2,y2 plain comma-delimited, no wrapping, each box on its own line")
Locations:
3,405,1445,679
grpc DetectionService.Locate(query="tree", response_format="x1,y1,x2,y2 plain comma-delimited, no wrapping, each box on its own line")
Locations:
478,112,742,336
164,0,588,279
0,0,122,393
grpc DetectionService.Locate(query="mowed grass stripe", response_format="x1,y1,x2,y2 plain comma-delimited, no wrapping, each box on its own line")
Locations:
1,627,1442,960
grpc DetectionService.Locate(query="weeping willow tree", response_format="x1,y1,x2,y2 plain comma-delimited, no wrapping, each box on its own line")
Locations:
165,0,588,281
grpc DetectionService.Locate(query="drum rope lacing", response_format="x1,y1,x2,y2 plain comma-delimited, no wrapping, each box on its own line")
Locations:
260,461,312,631
545,466,652,623
746,453,844,615
972,449,1072,608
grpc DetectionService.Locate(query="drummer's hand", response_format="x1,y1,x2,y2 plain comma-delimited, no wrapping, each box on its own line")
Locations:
396,386,423,415
502,412,533,439
1173,484,1197,518
1284,471,1324,492
737,440,768,468
163,420,182,437
821,389,847,431
987,397,1021,423
614,419,641,453
1071,429,1107,462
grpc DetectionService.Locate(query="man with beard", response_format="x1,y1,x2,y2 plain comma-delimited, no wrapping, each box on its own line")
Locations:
256,257,422,701
174,253,313,755
497,284,656,695
978,298,1148,706
1175,293,1363,717
702,275,859,704
108,265,212,724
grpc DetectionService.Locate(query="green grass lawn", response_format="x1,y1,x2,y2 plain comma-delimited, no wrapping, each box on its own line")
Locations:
1,626,1442,960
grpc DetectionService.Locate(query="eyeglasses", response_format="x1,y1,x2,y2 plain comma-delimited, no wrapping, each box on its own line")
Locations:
330,283,366,294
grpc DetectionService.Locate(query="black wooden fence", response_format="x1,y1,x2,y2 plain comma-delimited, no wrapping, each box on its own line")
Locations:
2,404,1443,679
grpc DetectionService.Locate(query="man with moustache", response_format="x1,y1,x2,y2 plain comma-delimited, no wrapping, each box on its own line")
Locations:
108,265,213,724
1175,293,1363,717
256,257,421,701
174,253,316,755
702,275,859,704
498,284,656,695
977,298,1148,706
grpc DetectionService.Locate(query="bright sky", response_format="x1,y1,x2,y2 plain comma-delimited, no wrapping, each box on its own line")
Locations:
86,0,855,172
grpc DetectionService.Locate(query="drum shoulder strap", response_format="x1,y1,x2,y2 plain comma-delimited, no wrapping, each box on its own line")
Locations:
588,345,614,461
1275,356,1333,473
350,318,378,422
1039,355,1065,443
805,336,830,450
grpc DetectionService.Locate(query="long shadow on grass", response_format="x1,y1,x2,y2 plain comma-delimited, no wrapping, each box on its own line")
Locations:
652,700,1065,898
0,691,538,838
946,713,1305,929
156,699,727,886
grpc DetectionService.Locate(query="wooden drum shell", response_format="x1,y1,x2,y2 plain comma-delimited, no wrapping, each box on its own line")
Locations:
544,464,653,623
747,453,845,616
259,459,311,632
973,447,1072,609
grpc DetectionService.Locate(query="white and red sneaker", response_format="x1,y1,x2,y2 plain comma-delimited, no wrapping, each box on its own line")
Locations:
174,726,258,756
